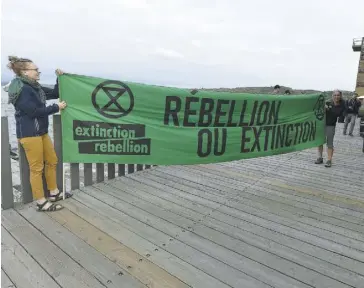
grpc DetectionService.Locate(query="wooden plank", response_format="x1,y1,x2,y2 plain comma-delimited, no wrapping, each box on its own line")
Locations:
131,170,358,234
76,189,305,288
213,161,364,212
18,205,144,288
1,117,14,209
238,169,363,214
230,156,364,184
1,209,106,288
136,172,364,265
219,150,364,199
209,168,364,217
224,153,363,178
178,165,364,229
187,164,364,232
1,269,16,288
96,163,104,183
80,176,364,278
70,163,80,190
122,176,364,277
118,164,125,176
1,226,60,288
220,152,360,178
105,179,364,287
151,168,364,246
48,208,190,288
108,163,116,179
62,198,232,288
196,164,364,219
98,181,363,288
151,166,364,249
83,163,93,186
224,162,364,200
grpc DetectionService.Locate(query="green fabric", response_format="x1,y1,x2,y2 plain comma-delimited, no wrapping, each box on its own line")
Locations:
8,76,46,105
58,73,326,165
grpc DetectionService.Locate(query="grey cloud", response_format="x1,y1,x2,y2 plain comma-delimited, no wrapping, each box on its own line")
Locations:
2,0,364,91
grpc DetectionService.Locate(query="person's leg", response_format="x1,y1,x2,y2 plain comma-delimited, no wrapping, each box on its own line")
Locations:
315,126,327,164
42,134,58,192
349,114,356,136
19,137,44,200
343,115,350,135
42,134,72,202
19,136,62,211
315,145,324,163
325,126,335,167
327,147,334,161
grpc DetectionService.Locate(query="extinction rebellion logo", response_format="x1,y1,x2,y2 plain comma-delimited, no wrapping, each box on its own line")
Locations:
92,80,134,118
72,81,151,156
313,94,325,121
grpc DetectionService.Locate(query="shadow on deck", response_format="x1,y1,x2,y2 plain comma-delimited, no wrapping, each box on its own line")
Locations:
2,123,364,288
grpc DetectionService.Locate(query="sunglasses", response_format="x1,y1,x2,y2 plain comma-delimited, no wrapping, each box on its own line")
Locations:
23,68,39,72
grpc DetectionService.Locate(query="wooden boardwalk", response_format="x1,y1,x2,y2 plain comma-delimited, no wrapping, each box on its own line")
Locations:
2,123,364,288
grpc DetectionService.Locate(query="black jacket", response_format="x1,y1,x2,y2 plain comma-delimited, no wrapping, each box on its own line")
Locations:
325,99,346,126
345,98,362,115
14,80,60,139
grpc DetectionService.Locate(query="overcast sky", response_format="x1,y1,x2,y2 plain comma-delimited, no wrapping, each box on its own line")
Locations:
1,0,364,90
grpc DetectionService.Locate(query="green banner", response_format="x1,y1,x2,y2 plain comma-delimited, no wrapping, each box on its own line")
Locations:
58,74,326,165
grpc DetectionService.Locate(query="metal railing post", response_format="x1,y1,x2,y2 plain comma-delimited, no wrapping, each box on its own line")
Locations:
53,115,63,192
18,142,33,204
1,117,14,209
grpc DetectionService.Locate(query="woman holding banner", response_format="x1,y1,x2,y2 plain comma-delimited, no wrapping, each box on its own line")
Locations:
315,90,346,167
7,56,71,212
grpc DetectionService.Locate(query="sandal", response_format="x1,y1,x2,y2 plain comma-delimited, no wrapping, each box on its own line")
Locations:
36,200,63,212
325,160,332,168
48,191,73,202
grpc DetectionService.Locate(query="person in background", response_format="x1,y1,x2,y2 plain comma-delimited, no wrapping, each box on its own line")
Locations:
343,93,362,136
7,56,71,212
284,89,291,95
272,85,280,94
315,90,346,167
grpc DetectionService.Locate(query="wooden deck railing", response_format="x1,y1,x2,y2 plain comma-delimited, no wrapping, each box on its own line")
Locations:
1,115,154,210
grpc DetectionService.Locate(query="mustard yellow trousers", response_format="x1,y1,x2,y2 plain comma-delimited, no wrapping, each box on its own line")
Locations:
19,134,58,200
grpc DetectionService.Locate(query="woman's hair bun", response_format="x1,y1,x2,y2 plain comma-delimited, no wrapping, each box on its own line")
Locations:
7,56,32,75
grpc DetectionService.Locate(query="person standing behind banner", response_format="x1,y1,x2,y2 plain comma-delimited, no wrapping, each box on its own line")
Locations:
272,85,280,94
343,93,362,136
315,90,346,167
7,56,71,212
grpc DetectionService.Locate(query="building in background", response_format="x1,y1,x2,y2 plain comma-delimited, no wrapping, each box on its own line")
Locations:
352,37,364,96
